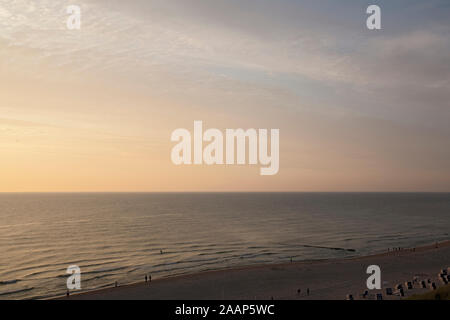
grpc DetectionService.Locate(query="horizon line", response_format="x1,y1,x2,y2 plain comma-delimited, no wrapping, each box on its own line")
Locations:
1,191,449,194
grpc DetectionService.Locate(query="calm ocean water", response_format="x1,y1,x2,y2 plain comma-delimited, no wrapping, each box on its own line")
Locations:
0,192,449,299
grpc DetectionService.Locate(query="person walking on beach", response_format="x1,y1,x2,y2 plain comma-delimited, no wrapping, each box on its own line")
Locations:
145,275,148,282
149,274,152,282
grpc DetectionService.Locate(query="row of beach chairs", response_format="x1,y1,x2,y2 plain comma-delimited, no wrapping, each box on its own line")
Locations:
346,267,449,300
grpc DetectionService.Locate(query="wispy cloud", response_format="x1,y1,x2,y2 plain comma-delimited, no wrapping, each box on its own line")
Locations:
1,0,450,191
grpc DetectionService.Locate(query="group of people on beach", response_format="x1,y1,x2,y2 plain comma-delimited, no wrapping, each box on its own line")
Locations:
389,247,405,251
388,247,417,252
297,288,310,296
388,242,440,253
66,273,153,297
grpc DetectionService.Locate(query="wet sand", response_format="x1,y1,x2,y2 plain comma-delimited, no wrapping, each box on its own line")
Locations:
57,241,450,300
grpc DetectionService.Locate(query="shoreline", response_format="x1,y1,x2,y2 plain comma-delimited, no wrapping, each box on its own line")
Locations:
54,240,450,300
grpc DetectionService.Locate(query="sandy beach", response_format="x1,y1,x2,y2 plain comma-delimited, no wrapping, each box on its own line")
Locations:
57,241,450,300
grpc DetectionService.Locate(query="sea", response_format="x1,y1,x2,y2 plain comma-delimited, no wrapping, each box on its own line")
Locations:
0,192,449,299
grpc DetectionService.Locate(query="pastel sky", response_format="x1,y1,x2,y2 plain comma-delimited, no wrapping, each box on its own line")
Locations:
1,0,450,192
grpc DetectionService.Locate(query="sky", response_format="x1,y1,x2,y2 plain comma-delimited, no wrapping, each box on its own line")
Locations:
0,0,450,192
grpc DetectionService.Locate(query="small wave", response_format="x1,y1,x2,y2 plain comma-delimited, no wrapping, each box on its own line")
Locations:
84,273,116,282
0,222,42,229
82,266,129,275
303,244,356,252
239,252,276,259
0,279,20,285
198,250,236,256
0,287,34,297
126,267,141,274
55,265,129,278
